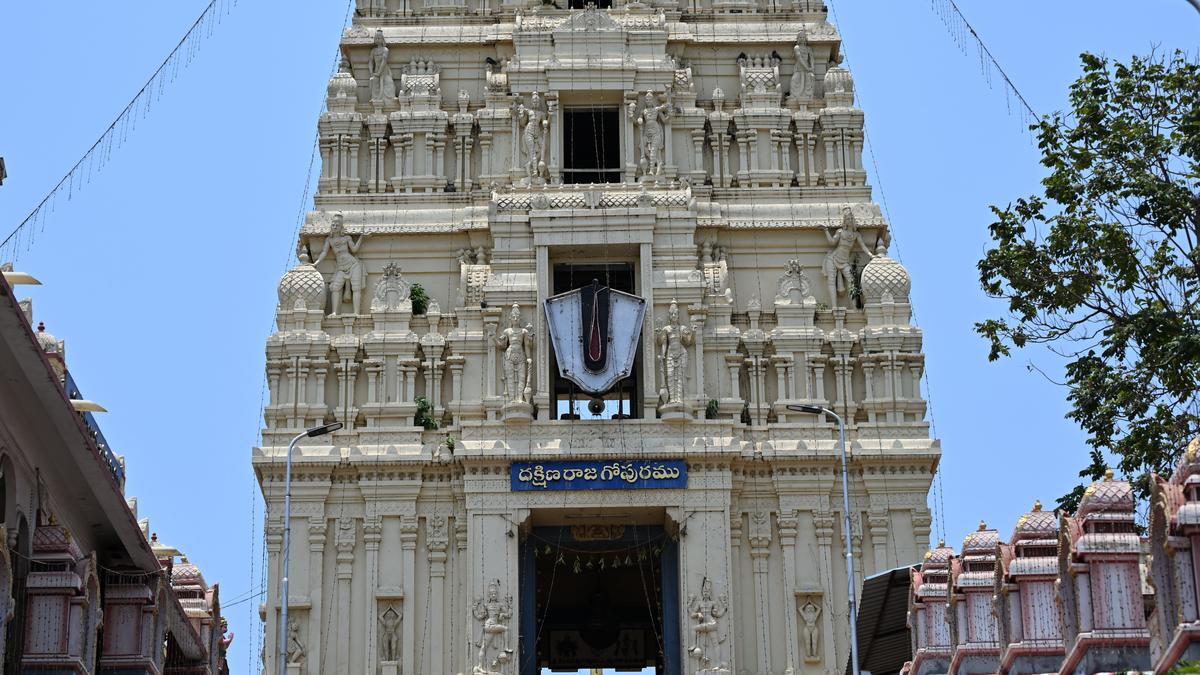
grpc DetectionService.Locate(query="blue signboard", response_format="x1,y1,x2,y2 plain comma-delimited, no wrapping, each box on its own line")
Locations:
511,460,688,491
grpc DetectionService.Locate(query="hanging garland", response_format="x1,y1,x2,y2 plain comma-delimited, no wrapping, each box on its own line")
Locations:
0,0,237,263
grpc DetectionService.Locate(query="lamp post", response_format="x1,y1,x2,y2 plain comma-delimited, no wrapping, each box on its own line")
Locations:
787,404,859,675
277,422,342,675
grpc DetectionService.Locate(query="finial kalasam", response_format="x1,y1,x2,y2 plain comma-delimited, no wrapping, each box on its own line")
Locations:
937,539,945,547
978,520,986,531
1033,500,1042,512
1104,468,1114,481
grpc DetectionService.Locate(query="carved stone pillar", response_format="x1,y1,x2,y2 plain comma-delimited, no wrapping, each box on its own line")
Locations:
389,132,407,189
427,516,450,675
748,511,773,674
368,120,390,193
690,307,707,406
547,93,561,184
690,129,707,183
868,511,889,573
307,517,327,673
777,511,801,670
334,517,356,675
264,518,283,674
400,516,418,674
364,516,382,675
813,510,837,673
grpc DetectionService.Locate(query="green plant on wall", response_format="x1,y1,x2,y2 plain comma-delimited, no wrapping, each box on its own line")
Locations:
410,282,429,315
705,399,719,420
415,395,438,430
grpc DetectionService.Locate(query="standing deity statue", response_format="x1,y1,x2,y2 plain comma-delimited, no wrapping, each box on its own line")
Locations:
656,300,693,406
495,304,534,405
515,92,549,181
379,606,403,662
368,30,395,103
799,599,822,661
472,580,513,674
821,206,873,310
314,212,370,316
790,29,815,100
285,619,306,665
631,90,672,178
688,578,729,669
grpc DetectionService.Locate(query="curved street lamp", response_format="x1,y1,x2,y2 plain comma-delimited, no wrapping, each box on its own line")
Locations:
277,422,343,675
787,404,860,675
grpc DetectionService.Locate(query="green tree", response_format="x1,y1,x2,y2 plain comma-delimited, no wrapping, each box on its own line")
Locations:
976,50,1200,512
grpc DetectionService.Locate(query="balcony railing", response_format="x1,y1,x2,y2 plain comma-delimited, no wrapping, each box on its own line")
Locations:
63,370,125,489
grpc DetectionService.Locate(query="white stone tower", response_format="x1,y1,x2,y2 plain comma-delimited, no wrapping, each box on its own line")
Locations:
253,1,939,673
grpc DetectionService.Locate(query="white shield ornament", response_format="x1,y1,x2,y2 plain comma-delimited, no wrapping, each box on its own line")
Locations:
544,282,646,395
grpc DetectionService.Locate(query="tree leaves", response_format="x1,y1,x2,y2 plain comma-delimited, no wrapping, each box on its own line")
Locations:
977,50,1200,512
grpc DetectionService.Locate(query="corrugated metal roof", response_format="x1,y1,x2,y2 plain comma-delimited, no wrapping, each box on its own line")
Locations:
853,564,919,675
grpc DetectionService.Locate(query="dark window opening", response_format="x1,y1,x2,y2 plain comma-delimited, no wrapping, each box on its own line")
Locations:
568,0,613,7
551,263,640,419
563,107,621,184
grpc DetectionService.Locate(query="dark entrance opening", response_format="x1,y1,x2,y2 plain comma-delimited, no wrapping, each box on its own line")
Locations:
568,0,613,8
563,108,622,184
520,525,680,675
550,263,640,420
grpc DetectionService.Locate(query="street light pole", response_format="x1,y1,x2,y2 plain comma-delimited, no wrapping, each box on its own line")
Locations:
787,404,860,675
276,422,342,675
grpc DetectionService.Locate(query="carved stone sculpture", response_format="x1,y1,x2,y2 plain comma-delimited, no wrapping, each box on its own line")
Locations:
484,58,508,94
285,619,306,665
369,30,395,104
472,580,513,674
656,299,694,408
688,578,729,670
631,90,672,178
495,304,534,405
379,606,402,662
790,29,815,100
314,212,370,316
799,599,822,661
821,207,873,310
371,262,412,312
737,53,782,95
775,258,812,305
515,92,549,182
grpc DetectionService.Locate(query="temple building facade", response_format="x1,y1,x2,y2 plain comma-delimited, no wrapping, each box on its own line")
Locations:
904,444,1200,675
253,0,939,673
0,268,230,674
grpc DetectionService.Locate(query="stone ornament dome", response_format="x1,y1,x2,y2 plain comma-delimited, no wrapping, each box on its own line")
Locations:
824,64,854,94
171,559,208,589
1077,470,1134,516
921,541,955,570
860,244,911,303
35,322,60,353
961,523,999,555
1013,501,1057,540
326,62,357,112
278,250,327,312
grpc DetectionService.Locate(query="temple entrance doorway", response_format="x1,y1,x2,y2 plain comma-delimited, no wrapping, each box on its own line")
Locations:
519,509,680,675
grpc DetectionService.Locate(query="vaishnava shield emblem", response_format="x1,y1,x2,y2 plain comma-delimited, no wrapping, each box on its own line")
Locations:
544,281,646,395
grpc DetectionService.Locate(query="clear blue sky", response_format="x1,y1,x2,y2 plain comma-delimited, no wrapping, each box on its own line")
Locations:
0,1,1196,671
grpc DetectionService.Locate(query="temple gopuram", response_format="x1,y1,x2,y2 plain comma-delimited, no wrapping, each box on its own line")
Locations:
253,0,941,673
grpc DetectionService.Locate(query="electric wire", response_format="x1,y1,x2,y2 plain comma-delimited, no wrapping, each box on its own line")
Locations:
0,0,239,263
